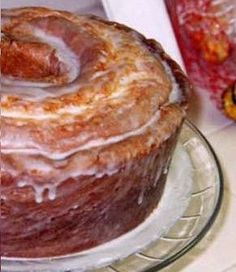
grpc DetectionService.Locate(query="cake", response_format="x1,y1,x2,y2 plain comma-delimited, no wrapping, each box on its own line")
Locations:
1,7,191,258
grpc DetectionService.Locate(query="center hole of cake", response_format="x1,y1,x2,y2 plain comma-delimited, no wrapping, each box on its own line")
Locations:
1,32,80,88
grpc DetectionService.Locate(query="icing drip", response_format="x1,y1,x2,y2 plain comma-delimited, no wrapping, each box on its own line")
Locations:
18,180,56,203
11,158,120,203
138,190,145,205
137,152,160,205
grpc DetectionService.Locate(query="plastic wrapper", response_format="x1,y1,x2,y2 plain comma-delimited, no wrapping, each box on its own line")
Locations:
166,0,236,120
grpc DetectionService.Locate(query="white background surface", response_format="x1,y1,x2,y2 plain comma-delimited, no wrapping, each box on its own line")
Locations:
3,0,236,271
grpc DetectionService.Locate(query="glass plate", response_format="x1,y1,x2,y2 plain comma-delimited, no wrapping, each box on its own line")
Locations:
2,120,223,272
96,120,223,272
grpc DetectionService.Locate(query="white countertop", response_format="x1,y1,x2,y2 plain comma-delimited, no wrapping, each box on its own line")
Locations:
3,0,236,271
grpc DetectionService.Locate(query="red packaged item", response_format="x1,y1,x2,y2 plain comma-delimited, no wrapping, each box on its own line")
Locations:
165,0,236,120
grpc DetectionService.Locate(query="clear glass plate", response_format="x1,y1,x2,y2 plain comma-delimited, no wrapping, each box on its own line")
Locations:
2,121,223,272
97,120,223,272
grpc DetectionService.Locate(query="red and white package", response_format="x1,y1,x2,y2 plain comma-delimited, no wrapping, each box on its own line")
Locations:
166,0,236,120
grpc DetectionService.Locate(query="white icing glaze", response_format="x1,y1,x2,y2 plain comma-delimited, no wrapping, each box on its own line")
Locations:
1,11,183,169
1,28,81,101
7,153,121,203
2,109,161,160
163,156,172,174
161,60,182,104
138,190,144,205
2,76,55,88
2,110,59,120
3,104,89,120
15,165,119,204
17,178,54,203
1,85,57,100
34,28,80,85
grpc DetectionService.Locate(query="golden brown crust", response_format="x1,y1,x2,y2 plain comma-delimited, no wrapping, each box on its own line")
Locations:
1,7,190,158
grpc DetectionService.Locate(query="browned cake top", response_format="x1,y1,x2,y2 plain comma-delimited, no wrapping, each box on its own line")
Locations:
1,7,189,161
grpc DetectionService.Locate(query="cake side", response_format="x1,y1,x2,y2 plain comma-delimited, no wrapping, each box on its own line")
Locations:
2,132,179,258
